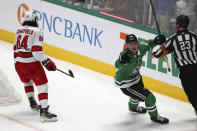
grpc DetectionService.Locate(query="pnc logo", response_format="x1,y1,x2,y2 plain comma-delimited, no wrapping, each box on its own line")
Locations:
17,3,29,25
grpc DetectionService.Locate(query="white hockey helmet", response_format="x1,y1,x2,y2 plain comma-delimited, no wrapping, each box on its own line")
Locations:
24,10,39,23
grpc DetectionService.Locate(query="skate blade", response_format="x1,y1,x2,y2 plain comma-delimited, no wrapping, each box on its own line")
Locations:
41,116,58,123
150,119,169,124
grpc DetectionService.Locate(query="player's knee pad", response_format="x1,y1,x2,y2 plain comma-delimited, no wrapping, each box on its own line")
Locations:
145,93,156,107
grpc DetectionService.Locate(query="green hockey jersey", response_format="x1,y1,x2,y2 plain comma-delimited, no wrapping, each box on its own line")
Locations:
115,40,156,88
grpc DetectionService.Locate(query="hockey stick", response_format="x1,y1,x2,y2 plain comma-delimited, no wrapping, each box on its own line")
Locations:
150,0,171,72
57,69,75,78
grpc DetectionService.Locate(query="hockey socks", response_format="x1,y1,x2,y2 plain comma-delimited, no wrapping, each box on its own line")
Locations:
145,93,158,118
145,93,169,124
24,82,49,109
24,80,35,98
37,84,48,108
24,81,40,111
129,97,139,109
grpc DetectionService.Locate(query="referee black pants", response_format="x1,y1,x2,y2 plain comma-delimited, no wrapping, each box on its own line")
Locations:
179,63,197,109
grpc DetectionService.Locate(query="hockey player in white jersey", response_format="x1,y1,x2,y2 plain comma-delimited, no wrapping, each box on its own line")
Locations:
14,11,57,122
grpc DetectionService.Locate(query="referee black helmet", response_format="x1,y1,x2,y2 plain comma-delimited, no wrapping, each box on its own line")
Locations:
176,15,189,28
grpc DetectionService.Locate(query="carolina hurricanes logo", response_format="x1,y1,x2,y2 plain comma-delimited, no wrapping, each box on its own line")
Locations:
17,4,30,25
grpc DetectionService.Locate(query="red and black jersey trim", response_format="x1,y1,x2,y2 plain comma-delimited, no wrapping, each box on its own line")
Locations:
32,46,43,52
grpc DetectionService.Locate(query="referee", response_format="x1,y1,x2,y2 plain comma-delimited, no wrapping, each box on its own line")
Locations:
153,15,197,115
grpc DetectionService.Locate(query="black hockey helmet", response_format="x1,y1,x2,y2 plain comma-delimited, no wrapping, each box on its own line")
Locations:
176,15,189,28
125,34,137,45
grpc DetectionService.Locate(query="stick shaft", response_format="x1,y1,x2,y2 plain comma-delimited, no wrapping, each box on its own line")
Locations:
150,0,161,35
56,69,74,78
150,0,171,72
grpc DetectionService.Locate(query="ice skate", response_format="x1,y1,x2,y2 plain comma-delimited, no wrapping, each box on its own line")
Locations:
151,115,169,124
129,106,147,114
28,97,40,112
40,106,57,122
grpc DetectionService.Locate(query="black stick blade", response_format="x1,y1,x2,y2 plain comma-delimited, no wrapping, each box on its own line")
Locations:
56,69,75,78
68,70,74,78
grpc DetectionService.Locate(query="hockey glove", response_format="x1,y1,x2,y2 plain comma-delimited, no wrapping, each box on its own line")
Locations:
120,52,131,64
154,35,166,45
42,58,56,71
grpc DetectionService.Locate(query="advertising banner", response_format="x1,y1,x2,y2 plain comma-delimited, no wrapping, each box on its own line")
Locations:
39,1,181,88
0,0,181,89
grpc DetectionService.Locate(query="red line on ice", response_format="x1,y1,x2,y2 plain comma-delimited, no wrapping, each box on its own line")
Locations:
0,113,44,131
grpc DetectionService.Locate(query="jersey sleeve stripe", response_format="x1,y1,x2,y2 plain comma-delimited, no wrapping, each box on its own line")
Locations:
32,46,43,52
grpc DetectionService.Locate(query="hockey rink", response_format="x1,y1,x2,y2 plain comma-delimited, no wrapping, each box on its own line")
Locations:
0,40,196,131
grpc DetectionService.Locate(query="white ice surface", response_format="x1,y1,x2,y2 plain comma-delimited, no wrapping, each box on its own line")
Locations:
0,40,196,131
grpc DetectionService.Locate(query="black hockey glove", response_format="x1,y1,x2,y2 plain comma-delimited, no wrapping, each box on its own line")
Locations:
120,52,131,64
154,35,166,45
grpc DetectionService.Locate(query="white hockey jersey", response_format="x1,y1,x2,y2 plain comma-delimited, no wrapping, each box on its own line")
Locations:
14,26,48,63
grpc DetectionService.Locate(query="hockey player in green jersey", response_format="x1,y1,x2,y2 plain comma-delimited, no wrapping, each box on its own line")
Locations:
115,34,169,124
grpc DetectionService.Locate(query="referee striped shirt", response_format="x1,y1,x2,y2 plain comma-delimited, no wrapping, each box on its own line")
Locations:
154,30,197,68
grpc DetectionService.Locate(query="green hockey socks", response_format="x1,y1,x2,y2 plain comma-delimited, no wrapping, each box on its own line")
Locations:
128,97,139,110
145,93,158,118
